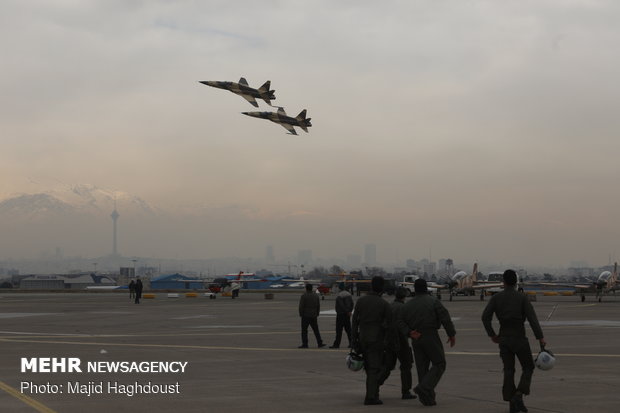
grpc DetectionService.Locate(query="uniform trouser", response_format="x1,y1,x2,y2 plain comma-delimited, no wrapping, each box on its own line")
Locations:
499,336,535,401
300,317,323,346
412,330,446,399
333,313,351,347
378,344,413,394
361,341,384,401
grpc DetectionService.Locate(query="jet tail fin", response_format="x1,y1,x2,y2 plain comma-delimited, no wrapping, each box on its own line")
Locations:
296,109,307,121
258,81,271,93
472,263,478,282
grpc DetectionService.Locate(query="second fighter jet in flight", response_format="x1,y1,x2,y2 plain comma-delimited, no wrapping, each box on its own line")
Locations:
199,77,275,107
242,107,312,135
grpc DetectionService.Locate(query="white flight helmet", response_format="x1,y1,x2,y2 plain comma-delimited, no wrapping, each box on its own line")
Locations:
535,347,556,371
346,351,364,372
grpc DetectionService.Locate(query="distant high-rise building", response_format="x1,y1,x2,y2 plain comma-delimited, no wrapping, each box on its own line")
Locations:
111,208,120,256
297,250,313,266
364,244,377,266
265,245,275,264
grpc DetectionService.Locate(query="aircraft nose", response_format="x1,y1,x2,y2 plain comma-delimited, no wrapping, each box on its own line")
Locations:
199,81,217,87
242,112,259,118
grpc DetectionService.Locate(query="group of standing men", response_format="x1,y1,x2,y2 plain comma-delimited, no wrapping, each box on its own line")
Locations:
298,270,546,413
351,276,455,406
128,278,143,304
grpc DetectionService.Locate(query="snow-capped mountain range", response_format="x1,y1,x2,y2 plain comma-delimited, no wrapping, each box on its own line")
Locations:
0,184,155,218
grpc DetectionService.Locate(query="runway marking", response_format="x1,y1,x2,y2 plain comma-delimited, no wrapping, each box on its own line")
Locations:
0,313,60,319
2,338,620,358
0,331,90,336
546,304,558,321
0,381,58,413
0,338,314,352
0,331,298,339
170,315,215,320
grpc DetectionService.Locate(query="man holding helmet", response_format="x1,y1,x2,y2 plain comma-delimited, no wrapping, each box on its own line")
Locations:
482,269,547,413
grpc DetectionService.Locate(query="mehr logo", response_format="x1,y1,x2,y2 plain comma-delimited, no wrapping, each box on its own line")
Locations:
21,358,82,373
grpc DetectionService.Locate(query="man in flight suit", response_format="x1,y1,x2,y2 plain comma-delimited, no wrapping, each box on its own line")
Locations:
330,283,354,349
298,283,326,349
378,286,416,400
351,276,392,405
397,279,456,406
482,269,546,413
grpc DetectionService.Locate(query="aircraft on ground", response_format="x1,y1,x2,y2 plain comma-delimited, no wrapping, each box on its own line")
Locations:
199,78,276,107
526,263,619,302
272,277,321,288
429,263,504,301
242,107,312,135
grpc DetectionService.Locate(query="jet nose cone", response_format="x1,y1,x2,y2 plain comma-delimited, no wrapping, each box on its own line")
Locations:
242,112,258,117
199,81,217,87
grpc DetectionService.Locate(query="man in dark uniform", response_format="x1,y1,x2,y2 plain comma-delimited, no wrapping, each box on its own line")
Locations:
397,279,456,406
298,283,326,349
134,278,143,304
378,286,416,400
482,269,546,413
351,276,392,405
330,283,354,349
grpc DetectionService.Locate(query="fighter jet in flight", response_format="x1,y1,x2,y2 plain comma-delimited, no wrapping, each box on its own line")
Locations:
242,107,312,135
199,77,276,107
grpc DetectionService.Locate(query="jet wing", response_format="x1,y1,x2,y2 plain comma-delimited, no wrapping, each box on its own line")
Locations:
240,94,259,107
401,281,447,289
280,123,298,135
524,282,590,290
467,282,504,290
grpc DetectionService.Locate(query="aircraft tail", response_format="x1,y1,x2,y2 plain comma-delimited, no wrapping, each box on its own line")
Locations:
295,109,307,120
258,81,276,106
471,263,478,282
258,81,271,93
294,110,311,133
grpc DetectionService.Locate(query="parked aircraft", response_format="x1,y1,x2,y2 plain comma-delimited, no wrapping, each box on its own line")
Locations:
276,277,321,288
527,263,619,302
242,107,311,135
434,263,504,301
199,78,276,107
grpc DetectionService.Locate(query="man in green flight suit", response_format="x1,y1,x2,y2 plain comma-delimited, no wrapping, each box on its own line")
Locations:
351,276,392,405
482,269,546,413
397,278,456,406
378,286,416,400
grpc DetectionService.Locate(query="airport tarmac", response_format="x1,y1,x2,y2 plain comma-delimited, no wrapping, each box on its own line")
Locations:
0,291,618,413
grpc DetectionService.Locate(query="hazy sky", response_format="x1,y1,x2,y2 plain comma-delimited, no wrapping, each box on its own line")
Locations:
2,1,620,267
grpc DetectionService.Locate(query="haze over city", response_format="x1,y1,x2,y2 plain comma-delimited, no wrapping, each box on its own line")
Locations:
2,1,620,270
